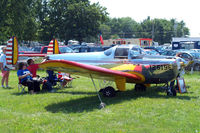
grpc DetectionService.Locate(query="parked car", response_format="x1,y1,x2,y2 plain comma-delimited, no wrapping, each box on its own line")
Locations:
177,52,200,71
72,46,110,53
143,49,160,55
160,50,177,56
143,46,165,54
19,46,73,55
190,49,200,53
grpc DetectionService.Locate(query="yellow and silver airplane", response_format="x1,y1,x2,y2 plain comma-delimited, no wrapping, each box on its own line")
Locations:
6,37,192,108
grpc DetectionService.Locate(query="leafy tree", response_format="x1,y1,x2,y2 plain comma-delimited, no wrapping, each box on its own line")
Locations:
99,24,111,40
135,17,190,44
105,17,138,39
0,0,38,42
48,0,108,43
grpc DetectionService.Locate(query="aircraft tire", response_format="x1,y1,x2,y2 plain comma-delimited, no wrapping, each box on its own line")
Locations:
102,86,116,97
167,88,177,96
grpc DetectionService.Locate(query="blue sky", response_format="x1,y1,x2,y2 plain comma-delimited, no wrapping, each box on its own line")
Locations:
90,0,200,37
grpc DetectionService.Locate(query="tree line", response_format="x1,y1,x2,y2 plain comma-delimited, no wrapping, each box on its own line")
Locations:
0,0,189,45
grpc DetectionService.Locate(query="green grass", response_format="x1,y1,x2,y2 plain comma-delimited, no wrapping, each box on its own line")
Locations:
0,71,200,133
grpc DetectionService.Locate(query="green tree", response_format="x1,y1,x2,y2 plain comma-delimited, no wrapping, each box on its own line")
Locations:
135,17,190,44
105,17,138,39
99,24,111,40
0,0,38,42
48,0,108,43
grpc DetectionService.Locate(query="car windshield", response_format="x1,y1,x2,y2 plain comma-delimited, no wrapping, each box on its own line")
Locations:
59,47,73,53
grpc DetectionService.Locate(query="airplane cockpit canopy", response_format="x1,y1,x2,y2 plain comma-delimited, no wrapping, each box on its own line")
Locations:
114,48,129,59
104,48,112,56
104,44,145,59
130,47,145,59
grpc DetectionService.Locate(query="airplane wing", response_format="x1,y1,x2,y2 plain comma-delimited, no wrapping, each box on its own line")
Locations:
39,60,143,84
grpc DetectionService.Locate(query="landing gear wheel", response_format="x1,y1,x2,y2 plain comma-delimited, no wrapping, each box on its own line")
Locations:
167,88,177,96
102,86,116,97
135,84,146,92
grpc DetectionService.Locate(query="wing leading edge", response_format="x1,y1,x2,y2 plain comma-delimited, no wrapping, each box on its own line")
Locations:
39,60,144,90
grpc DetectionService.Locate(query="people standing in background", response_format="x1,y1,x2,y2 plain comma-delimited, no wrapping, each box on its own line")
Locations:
0,47,10,88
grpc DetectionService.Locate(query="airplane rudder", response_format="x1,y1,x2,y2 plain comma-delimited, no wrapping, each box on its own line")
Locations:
54,38,59,54
5,36,18,65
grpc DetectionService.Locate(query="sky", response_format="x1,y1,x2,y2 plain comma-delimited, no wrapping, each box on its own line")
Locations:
90,0,200,37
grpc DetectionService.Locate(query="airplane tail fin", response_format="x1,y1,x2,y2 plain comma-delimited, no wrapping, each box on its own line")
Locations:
6,36,18,65
47,39,59,55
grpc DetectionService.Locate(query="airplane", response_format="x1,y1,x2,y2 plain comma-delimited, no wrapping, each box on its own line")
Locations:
6,37,192,108
39,44,192,105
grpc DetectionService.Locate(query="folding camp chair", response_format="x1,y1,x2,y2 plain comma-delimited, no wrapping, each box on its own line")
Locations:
58,72,74,88
18,78,27,93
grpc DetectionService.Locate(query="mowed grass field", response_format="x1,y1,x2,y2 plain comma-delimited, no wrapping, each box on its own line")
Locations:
0,70,200,133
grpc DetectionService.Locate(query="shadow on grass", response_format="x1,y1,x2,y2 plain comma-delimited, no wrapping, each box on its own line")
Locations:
2,87,13,89
12,92,28,96
54,91,96,95
45,87,197,113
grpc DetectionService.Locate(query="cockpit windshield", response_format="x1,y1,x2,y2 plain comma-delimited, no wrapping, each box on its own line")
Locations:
130,47,143,59
114,48,129,59
104,48,112,56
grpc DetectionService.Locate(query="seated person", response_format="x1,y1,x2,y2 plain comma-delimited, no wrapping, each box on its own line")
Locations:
27,59,39,78
40,70,57,92
17,62,40,94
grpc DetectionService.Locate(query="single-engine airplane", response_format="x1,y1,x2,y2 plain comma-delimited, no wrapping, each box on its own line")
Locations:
39,44,191,96
6,37,191,108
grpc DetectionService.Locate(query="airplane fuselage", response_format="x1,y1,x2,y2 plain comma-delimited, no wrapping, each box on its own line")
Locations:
47,45,180,84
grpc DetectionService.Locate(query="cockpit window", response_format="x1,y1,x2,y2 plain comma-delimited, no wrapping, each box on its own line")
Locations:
114,48,129,59
130,47,142,59
104,48,112,56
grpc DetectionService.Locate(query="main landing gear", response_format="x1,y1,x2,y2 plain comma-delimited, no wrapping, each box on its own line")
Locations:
90,74,106,109
165,81,177,96
99,86,116,97
167,88,177,96
134,83,177,96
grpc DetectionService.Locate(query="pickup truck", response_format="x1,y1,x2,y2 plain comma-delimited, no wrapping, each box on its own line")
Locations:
19,46,74,57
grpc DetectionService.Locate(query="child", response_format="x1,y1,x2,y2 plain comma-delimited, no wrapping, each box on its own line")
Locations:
0,47,10,88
